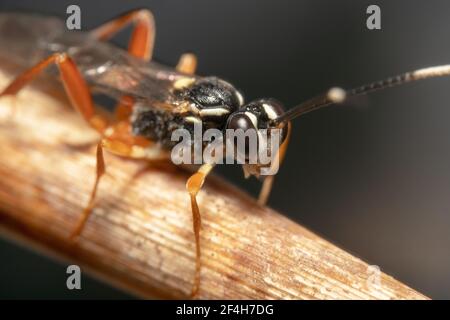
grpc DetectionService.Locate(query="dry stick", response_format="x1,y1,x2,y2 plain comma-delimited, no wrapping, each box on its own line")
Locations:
0,68,427,300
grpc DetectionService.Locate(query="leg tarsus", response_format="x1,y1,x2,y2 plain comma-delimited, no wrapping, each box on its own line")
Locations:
258,175,274,206
70,142,106,240
189,192,202,297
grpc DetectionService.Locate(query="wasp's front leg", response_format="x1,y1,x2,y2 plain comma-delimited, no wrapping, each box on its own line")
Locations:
257,122,291,205
186,163,215,297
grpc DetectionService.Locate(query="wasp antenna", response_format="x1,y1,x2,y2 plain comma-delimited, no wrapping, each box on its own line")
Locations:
273,64,450,124
273,87,346,124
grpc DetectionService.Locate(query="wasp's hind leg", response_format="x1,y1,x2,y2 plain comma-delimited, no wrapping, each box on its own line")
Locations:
186,163,215,297
90,9,155,61
176,53,198,74
0,52,110,238
0,52,108,132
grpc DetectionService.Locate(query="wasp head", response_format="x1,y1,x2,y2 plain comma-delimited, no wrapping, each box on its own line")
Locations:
225,98,289,177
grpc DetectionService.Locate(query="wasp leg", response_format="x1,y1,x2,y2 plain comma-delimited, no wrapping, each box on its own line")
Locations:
71,121,169,239
0,52,112,238
186,163,215,297
176,53,198,74
70,142,105,239
91,10,155,121
257,122,292,205
0,52,108,132
90,9,155,61
101,121,170,160
258,176,275,206
115,95,135,121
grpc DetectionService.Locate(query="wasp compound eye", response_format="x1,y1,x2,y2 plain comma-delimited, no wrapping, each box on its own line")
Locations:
225,111,259,161
226,112,256,132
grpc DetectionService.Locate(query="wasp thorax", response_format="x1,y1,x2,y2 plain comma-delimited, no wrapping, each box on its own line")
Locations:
181,77,244,126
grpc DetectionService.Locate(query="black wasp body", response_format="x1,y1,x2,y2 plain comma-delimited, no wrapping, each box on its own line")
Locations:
131,76,289,158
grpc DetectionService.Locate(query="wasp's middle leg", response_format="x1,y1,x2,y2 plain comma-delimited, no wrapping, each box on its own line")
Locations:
71,120,171,239
70,142,105,239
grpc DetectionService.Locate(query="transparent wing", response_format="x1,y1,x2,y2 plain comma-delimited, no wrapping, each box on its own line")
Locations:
64,38,196,109
0,13,65,65
0,13,196,112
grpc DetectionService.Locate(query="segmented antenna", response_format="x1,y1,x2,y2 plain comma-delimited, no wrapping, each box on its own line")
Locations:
273,64,450,124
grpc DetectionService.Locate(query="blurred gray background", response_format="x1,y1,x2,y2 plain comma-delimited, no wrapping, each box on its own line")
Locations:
1,0,450,299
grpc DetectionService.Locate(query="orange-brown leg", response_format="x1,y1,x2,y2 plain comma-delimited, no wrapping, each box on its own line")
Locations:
90,9,155,61
176,53,198,74
115,95,134,121
0,52,110,238
257,122,291,205
0,53,107,132
186,163,215,297
71,122,170,239
258,175,275,206
70,142,105,239
90,10,156,120
102,120,169,159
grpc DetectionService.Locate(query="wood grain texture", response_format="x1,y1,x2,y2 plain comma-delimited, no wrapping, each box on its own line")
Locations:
0,67,427,299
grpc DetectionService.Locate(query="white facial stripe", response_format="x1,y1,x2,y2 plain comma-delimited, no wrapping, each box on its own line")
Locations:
244,111,259,128
185,116,202,124
200,107,230,117
262,103,278,120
